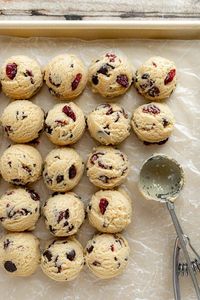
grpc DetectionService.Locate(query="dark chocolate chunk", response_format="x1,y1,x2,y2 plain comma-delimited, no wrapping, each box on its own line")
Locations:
3,239,10,249
92,75,99,85
4,261,17,272
68,165,76,179
86,245,94,254
66,250,76,261
43,250,52,262
56,174,64,183
92,261,101,267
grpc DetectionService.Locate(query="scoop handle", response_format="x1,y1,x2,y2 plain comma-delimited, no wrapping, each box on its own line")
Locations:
173,237,181,300
166,201,200,299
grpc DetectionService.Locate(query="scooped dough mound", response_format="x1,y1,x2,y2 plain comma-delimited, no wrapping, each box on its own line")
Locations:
43,147,84,192
134,56,177,101
0,187,40,231
87,189,132,233
0,144,43,185
1,100,44,143
85,233,130,279
43,192,85,237
0,232,40,276
87,103,130,145
44,102,85,145
131,102,175,143
88,52,133,98
44,54,88,100
86,146,129,189
41,237,84,281
0,55,43,99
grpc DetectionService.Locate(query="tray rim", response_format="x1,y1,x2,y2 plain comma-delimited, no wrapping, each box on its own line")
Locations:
0,20,200,39
0,19,200,40
0,19,199,29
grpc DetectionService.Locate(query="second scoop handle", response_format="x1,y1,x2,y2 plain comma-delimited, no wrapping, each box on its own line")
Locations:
166,201,200,299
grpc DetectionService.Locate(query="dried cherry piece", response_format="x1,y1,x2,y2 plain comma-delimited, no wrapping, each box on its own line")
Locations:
116,74,129,88
164,69,176,85
142,104,160,115
99,198,109,214
6,63,17,80
71,73,82,90
62,105,76,122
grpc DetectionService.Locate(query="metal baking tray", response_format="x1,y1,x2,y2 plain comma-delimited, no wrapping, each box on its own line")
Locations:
0,20,199,39
0,20,200,300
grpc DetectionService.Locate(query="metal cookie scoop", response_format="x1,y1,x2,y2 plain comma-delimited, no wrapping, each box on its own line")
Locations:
139,154,200,300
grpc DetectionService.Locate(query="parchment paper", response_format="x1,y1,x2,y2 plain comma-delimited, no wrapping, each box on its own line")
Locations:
0,36,200,300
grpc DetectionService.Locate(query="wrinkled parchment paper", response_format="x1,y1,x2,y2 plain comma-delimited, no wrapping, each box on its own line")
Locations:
0,37,200,300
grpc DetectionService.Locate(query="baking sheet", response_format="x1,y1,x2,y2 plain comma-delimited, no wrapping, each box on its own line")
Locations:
0,36,200,300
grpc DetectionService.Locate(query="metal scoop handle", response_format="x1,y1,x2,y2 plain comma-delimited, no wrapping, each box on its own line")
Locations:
173,237,181,300
166,201,200,299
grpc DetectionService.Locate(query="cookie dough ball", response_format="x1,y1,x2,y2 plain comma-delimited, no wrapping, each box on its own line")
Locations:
0,232,40,276
85,233,130,279
88,52,133,98
0,187,40,231
1,100,44,143
87,103,130,145
134,56,177,101
45,102,85,145
43,147,84,192
0,55,43,99
41,237,84,281
44,54,87,100
86,146,129,189
43,192,84,237
0,144,43,185
87,189,132,233
131,102,175,144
